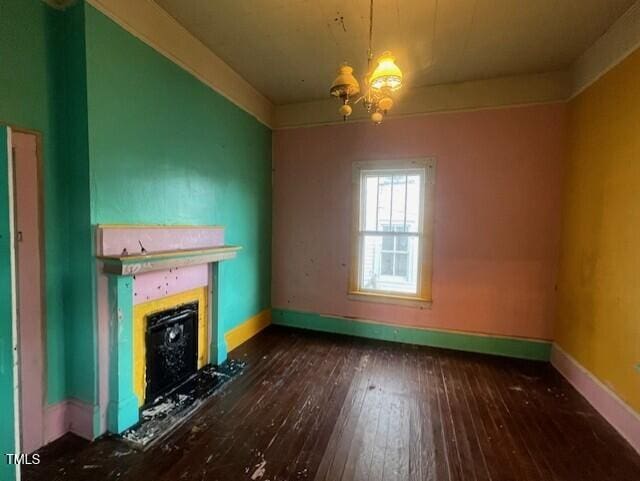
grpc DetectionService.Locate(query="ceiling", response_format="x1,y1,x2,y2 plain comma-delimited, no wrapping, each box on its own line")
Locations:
153,0,635,105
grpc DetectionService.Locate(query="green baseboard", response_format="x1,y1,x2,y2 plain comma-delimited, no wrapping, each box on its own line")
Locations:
272,308,551,361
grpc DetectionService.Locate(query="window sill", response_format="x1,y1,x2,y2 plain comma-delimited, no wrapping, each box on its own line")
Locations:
348,291,432,309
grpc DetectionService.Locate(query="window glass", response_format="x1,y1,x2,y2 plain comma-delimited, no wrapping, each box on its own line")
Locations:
358,169,423,295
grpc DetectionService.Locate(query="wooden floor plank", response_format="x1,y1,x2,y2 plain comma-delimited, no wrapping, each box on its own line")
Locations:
23,326,640,481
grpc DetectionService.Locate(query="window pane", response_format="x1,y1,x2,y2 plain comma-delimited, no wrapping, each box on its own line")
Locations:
405,174,421,233
361,235,382,289
376,175,392,231
360,234,420,295
395,253,408,277
363,176,379,231
362,172,422,234
396,236,408,252
381,253,393,275
391,175,407,230
382,235,394,250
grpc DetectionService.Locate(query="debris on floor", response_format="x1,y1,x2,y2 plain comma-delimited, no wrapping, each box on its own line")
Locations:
251,457,267,480
118,359,245,450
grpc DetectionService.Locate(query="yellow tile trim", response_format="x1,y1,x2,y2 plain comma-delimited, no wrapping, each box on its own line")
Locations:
132,287,208,406
225,309,272,352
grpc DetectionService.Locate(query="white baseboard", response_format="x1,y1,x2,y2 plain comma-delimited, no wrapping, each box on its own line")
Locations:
551,344,640,454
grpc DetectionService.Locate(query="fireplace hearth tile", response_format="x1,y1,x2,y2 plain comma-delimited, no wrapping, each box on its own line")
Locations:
117,359,245,450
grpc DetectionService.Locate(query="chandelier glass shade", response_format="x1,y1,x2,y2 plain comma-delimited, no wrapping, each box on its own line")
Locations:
370,52,403,91
330,65,361,99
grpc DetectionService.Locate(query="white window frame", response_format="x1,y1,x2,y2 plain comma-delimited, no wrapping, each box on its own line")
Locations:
349,158,435,306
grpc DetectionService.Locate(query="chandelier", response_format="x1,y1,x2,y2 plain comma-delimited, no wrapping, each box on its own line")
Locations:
329,0,403,124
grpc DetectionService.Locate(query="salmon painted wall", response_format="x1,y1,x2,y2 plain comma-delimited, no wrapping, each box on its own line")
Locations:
556,48,640,413
273,104,567,340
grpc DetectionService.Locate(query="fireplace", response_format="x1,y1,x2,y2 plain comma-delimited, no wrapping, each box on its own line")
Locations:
144,301,199,404
96,224,240,434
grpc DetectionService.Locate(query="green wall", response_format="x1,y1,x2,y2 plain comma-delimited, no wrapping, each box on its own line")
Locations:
81,4,272,398
0,127,17,481
39,2,274,409
0,0,272,452
0,0,68,406
58,1,95,407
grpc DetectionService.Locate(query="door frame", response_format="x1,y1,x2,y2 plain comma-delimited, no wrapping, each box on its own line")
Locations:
10,125,47,451
2,124,20,481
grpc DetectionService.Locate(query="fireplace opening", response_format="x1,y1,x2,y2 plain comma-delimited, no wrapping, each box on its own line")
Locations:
144,301,199,405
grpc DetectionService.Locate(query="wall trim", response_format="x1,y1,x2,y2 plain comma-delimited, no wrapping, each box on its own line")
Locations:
551,344,640,454
43,401,67,445
274,71,571,129
43,0,78,9
44,399,96,444
85,0,274,128
225,309,272,352
571,0,640,98
275,99,568,130
5,126,20,481
272,308,551,361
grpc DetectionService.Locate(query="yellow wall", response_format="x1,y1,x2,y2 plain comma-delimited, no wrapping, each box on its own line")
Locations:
556,48,640,413
225,309,271,352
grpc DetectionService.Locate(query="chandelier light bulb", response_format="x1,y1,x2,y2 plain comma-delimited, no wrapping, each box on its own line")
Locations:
378,96,394,112
371,111,383,124
339,104,353,118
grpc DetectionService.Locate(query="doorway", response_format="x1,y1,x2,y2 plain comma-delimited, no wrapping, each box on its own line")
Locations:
11,129,46,454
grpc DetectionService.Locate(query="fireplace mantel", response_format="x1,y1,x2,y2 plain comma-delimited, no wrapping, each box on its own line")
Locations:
98,245,241,275
94,225,237,434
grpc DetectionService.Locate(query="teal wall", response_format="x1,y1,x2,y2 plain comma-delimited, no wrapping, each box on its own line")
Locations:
0,0,272,451
55,4,273,407
58,1,96,406
84,5,272,336
0,0,68,407
0,128,17,481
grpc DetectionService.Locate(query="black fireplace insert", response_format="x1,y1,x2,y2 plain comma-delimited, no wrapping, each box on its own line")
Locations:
145,301,199,405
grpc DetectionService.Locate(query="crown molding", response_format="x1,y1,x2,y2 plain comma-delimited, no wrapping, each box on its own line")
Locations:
86,0,275,128
274,70,571,129
571,0,640,98
43,0,78,9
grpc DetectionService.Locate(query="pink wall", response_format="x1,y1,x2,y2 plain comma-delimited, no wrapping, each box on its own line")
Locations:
272,104,567,340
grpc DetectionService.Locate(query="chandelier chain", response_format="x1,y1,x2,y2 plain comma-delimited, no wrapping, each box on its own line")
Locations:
368,0,374,67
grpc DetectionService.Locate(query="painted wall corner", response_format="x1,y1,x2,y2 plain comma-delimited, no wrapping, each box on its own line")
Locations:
225,308,272,352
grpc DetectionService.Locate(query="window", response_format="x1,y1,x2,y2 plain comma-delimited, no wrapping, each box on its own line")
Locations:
350,159,435,304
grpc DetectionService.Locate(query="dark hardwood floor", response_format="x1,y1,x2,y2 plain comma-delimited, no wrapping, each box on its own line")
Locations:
24,325,640,481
